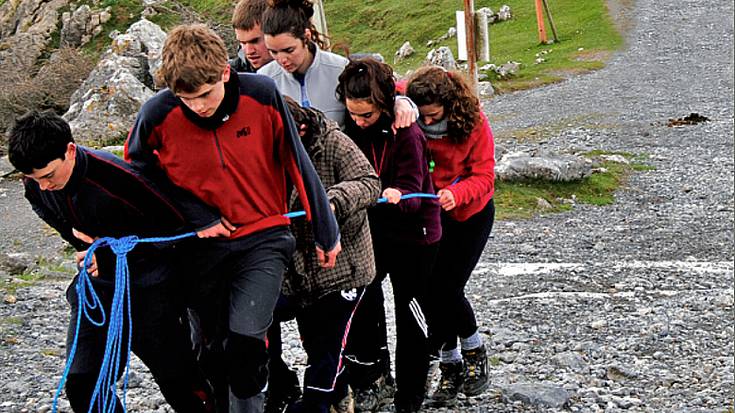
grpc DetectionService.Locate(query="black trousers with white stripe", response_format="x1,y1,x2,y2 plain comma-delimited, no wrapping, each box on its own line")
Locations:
345,239,439,407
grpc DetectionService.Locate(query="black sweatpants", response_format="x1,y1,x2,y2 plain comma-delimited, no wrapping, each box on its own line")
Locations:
269,288,364,413
427,199,494,351
186,227,296,412
64,274,212,413
345,239,438,407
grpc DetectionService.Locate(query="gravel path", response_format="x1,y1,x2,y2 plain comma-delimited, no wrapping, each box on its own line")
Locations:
1,0,733,411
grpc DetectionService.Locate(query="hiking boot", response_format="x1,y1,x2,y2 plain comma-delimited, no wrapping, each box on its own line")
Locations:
265,367,302,413
330,388,355,413
461,344,489,396
353,374,395,412
426,361,463,407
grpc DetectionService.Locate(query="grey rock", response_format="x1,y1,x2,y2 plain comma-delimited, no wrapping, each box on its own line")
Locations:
495,151,593,182
0,156,15,177
63,19,166,146
0,0,70,73
553,351,588,372
501,382,570,408
394,41,415,63
0,252,33,275
426,47,456,70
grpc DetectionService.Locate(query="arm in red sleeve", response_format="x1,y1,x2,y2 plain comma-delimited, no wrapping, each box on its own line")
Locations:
448,112,495,206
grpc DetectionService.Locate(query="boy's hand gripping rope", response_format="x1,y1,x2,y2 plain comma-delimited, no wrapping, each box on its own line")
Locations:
52,192,437,412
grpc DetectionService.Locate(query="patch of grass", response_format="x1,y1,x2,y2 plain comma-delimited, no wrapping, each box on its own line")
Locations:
489,355,502,366
494,151,652,220
82,0,146,55
1,317,23,326
0,255,74,295
176,0,232,24
326,0,622,90
41,348,62,357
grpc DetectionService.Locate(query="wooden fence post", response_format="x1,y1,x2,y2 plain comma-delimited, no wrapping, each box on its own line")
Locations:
534,0,548,44
463,0,478,88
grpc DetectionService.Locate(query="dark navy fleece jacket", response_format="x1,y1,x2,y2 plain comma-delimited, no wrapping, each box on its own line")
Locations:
24,146,194,286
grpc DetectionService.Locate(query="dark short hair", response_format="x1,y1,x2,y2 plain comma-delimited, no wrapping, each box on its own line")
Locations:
336,57,395,115
8,110,73,174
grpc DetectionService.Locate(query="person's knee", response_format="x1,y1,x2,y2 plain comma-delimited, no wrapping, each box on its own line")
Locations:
226,332,268,399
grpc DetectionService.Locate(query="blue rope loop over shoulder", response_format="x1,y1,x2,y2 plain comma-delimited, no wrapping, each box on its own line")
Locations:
52,193,437,411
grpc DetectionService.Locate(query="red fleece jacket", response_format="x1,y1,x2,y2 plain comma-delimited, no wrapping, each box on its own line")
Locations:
428,111,495,222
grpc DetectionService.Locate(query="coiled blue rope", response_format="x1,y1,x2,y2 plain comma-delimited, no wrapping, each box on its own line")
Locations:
53,232,195,413
53,192,437,412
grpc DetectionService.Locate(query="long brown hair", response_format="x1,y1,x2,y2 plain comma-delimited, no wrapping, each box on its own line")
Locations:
406,66,480,143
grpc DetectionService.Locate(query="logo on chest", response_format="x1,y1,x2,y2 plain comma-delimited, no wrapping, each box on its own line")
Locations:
236,126,251,138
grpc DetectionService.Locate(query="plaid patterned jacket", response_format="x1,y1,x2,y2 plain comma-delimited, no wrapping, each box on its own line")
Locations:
284,114,380,306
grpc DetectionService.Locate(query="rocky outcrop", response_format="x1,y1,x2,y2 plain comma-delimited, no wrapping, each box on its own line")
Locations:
63,19,166,146
60,4,111,48
0,0,70,73
426,46,456,70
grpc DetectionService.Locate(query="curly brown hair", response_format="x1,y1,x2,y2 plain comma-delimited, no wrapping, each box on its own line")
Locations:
406,66,480,143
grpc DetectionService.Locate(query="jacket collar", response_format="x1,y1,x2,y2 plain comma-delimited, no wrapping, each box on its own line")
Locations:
179,69,241,130
63,145,88,194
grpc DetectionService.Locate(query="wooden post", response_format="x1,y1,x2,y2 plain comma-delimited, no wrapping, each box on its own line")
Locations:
476,10,490,62
542,0,559,43
534,0,548,44
463,0,477,88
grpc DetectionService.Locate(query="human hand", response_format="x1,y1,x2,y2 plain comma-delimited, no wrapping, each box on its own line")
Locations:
382,187,402,204
196,217,236,238
437,189,456,211
75,250,98,277
72,228,96,244
391,98,417,132
316,241,342,269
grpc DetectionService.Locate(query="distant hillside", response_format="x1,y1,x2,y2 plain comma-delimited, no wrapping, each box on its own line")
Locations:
0,0,621,144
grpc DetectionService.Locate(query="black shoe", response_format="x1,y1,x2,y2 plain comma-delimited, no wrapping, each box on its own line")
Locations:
265,367,302,413
394,394,424,413
427,361,463,407
353,374,395,412
461,344,489,396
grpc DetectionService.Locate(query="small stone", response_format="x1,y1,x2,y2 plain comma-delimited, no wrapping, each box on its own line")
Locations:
3,294,17,304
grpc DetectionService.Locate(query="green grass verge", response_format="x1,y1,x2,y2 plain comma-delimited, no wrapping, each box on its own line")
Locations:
326,0,622,91
69,0,622,94
494,153,652,220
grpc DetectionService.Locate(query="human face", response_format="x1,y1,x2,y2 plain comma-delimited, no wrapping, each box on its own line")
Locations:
418,103,445,125
27,142,76,191
346,99,380,129
235,25,272,69
265,32,313,74
177,66,231,118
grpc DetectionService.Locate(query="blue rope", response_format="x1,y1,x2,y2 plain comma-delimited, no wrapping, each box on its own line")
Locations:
52,192,437,411
283,192,439,218
52,232,196,413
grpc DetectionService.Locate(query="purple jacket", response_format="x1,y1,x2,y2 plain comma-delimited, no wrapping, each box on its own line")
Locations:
346,114,441,245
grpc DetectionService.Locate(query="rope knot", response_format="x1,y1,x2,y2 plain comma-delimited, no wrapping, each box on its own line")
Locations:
107,235,140,256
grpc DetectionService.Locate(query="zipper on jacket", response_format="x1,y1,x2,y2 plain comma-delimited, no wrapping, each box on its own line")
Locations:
213,130,226,169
